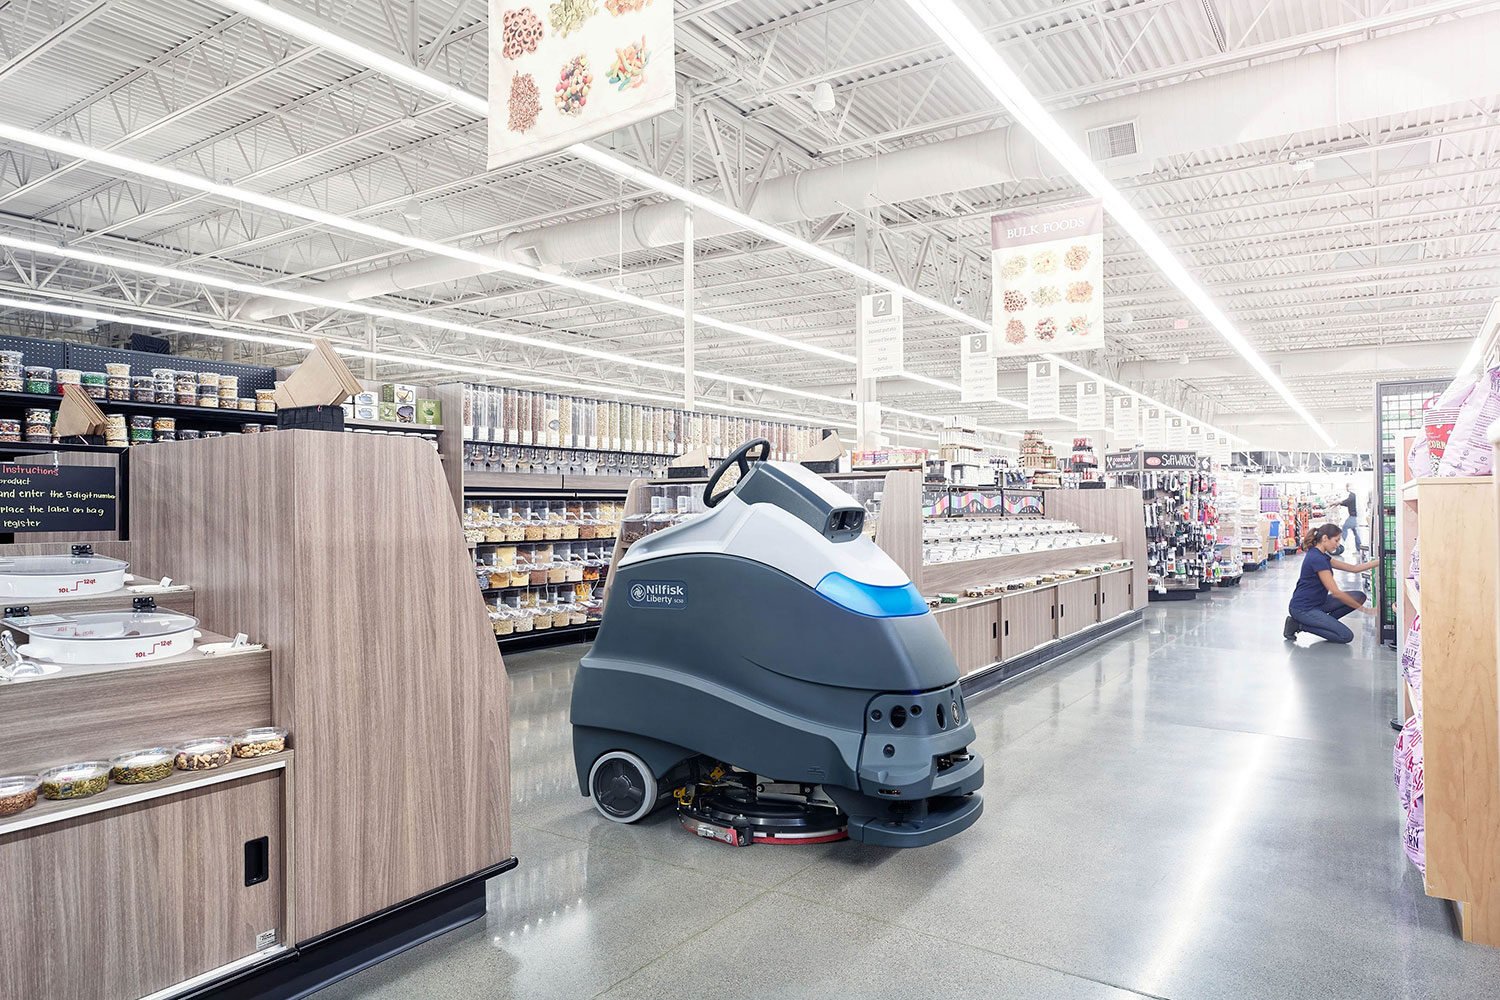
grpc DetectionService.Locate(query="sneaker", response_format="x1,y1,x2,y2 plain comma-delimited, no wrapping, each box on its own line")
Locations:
1283,616,1299,641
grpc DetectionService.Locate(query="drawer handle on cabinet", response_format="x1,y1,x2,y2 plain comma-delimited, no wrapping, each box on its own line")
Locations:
1004,620,1009,637
992,622,997,639
245,837,270,887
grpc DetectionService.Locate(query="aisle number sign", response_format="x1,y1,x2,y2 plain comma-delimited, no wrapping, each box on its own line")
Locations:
1143,406,1164,447
1076,380,1106,430
1027,360,1060,420
1113,396,1139,443
1167,415,1188,448
1187,423,1204,454
858,292,905,378
960,332,997,402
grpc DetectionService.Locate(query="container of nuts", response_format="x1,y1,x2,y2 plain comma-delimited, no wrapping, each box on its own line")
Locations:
232,726,287,758
0,774,40,817
109,748,175,785
175,736,232,771
38,761,110,800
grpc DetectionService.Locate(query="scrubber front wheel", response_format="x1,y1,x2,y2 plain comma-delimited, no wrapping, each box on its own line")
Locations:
588,750,659,823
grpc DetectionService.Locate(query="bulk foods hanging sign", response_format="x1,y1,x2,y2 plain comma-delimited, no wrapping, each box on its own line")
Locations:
488,0,676,170
990,199,1105,357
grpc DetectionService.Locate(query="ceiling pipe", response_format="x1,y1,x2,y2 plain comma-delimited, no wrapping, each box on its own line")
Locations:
242,9,1500,320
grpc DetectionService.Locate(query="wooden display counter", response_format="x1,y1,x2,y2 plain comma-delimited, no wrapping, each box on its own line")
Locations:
0,431,513,999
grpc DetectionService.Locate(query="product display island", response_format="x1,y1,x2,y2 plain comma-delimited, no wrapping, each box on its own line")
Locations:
0,430,512,1000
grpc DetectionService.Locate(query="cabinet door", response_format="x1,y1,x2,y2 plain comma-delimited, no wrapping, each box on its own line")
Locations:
1100,570,1132,618
1,770,286,1000
934,602,1000,676
1001,586,1058,657
1057,578,1100,638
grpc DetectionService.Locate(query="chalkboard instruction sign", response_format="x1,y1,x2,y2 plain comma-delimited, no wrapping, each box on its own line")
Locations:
0,463,118,532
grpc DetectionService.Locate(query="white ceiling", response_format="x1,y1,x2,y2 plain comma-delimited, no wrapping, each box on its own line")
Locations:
0,0,1495,450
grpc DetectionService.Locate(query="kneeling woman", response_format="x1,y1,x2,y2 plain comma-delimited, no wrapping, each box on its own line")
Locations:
1284,523,1379,644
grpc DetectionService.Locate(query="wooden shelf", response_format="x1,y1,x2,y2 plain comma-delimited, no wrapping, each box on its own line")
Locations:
0,389,275,427
0,751,290,836
1404,475,1492,502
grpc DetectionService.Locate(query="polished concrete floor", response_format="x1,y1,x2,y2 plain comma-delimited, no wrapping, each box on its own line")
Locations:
318,559,1500,999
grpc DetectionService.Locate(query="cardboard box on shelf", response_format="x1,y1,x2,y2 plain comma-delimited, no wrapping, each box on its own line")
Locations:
275,339,362,409
378,402,397,422
418,399,442,425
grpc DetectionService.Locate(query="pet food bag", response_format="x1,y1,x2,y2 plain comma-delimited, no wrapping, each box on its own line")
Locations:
1425,377,1474,470
1438,366,1500,476
1400,615,1421,713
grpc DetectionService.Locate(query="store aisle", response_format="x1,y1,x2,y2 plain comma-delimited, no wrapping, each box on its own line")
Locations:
317,561,1499,1000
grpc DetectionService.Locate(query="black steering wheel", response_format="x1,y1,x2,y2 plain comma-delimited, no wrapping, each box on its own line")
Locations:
703,438,772,508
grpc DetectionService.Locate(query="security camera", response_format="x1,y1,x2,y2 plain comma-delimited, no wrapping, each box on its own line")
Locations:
954,294,967,308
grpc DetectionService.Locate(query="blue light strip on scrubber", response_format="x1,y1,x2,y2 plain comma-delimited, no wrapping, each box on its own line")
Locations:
814,572,929,618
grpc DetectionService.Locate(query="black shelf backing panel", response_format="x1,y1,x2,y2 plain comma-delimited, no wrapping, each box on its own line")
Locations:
64,344,276,391
0,390,275,426
0,334,67,369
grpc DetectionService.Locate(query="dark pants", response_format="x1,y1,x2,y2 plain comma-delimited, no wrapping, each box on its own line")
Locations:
1290,590,1366,644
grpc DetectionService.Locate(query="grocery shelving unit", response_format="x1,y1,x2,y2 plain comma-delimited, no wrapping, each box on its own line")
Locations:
1374,377,1451,644
435,381,834,652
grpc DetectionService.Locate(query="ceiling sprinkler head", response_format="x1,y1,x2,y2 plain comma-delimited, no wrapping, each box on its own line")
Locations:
811,81,836,114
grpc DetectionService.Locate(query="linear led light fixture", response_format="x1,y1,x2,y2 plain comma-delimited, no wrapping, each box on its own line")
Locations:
0,123,846,369
214,0,1028,407
0,231,1009,441
213,0,1240,439
0,293,707,404
216,0,1245,439
1,290,868,438
904,0,1330,447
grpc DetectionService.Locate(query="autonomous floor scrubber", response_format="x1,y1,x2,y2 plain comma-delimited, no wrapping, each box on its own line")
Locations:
570,440,983,847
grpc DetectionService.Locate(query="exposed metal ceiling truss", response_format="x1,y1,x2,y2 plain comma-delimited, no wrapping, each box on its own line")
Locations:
0,0,1495,449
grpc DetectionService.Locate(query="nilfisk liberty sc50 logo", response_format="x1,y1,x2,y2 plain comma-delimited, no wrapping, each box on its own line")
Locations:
626,580,688,610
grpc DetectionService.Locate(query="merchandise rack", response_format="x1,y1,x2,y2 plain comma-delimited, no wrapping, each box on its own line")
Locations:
1396,472,1500,945
1374,378,1450,644
1104,450,1211,598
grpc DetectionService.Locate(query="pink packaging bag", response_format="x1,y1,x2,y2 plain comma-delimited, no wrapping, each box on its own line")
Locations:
1404,794,1426,874
1400,615,1422,712
1425,378,1474,469
1438,367,1500,476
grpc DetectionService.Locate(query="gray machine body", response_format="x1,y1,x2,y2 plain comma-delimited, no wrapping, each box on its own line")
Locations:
571,460,984,847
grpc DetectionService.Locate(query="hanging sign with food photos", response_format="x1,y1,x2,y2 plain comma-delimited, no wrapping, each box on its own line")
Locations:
488,0,675,170
990,199,1105,357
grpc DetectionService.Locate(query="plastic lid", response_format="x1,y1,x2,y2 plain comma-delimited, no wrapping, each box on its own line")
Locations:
177,736,230,754
0,554,128,576
0,774,39,794
110,747,175,768
26,609,198,641
39,761,109,781
234,727,287,742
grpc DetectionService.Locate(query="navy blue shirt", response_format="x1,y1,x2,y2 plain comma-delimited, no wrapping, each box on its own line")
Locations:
1290,548,1334,612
